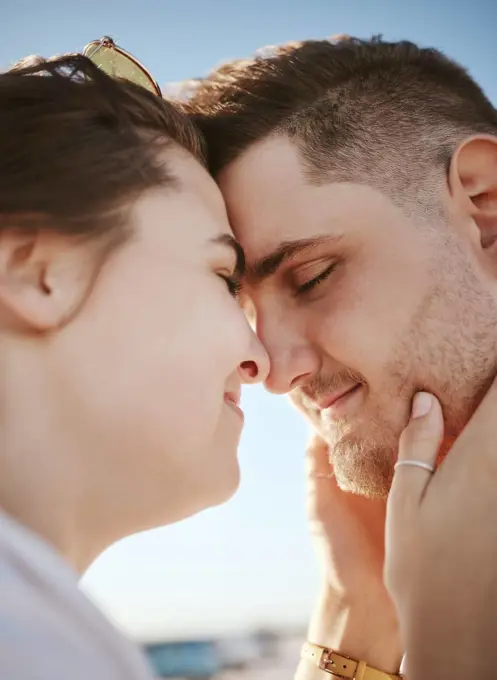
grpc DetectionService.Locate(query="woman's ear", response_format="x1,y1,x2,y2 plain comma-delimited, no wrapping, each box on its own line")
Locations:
0,227,101,332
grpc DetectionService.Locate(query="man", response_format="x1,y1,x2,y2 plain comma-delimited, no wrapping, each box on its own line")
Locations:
183,36,497,678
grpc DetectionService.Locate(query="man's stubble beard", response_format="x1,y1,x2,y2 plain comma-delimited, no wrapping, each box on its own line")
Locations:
323,250,497,500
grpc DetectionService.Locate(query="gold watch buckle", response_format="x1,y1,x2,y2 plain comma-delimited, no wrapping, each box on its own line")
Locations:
319,647,354,677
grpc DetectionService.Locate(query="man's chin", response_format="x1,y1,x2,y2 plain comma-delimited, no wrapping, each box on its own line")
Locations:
329,437,397,500
334,471,391,500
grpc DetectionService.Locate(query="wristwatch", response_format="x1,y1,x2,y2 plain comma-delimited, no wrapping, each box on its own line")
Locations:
301,641,403,679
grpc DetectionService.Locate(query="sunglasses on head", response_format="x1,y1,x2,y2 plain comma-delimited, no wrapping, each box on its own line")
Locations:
83,36,162,96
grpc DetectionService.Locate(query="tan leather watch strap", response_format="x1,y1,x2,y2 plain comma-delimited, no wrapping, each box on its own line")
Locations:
301,641,403,679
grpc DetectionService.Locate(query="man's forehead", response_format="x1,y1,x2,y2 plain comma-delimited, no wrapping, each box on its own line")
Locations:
217,135,392,268
219,135,305,198
218,137,309,249
223,176,360,265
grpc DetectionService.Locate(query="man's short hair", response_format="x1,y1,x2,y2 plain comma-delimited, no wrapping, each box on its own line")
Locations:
183,36,497,210
1,53,205,244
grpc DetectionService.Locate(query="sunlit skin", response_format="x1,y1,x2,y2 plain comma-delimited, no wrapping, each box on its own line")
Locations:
219,135,497,498
0,147,269,571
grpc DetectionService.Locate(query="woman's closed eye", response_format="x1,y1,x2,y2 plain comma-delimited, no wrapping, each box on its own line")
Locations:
219,273,242,298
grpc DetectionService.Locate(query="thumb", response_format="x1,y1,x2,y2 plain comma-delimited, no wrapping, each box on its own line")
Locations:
392,392,445,505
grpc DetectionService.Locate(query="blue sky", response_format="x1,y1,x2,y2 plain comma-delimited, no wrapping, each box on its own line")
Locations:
2,0,496,641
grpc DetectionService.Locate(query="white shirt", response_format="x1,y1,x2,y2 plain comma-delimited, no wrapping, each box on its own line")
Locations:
0,512,156,680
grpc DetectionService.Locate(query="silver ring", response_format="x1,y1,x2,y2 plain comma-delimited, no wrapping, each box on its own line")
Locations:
394,460,435,474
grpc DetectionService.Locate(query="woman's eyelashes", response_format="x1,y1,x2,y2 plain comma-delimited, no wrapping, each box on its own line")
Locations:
219,273,242,297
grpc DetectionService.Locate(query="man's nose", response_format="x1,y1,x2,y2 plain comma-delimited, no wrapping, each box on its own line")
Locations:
257,319,319,394
264,345,318,394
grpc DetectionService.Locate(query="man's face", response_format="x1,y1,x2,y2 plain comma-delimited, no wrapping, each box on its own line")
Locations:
219,136,497,498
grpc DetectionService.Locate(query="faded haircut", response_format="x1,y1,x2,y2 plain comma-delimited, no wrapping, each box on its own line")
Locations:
182,36,497,212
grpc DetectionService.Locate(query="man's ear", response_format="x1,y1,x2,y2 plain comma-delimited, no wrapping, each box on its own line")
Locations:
0,227,101,332
448,135,497,251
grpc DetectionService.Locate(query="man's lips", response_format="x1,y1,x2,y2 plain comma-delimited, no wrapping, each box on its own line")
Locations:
315,383,362,410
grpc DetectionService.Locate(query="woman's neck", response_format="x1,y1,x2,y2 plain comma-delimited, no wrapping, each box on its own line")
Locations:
0,342,122,573
0,421,112,574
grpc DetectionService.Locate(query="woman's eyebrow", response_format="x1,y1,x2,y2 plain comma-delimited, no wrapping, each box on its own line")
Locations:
210,234,246,277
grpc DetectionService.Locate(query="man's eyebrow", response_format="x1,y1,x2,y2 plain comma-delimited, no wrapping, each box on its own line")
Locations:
246,235,342,283
211,234,246,278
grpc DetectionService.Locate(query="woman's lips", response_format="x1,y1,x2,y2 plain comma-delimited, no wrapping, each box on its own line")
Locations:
224,390,241,407
224,391,244,420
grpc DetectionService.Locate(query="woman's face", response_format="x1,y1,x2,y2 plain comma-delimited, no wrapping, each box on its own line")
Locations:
53,148,269,529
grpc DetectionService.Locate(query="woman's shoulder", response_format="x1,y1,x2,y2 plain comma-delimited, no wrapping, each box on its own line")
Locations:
0,513,154,680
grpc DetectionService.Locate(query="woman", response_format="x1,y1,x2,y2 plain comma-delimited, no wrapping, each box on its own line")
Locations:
0,53,268,679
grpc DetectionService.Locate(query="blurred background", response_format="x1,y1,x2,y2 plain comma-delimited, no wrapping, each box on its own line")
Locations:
1,1,496,677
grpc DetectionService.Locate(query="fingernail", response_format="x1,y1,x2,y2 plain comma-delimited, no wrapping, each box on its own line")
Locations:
411,392,433,419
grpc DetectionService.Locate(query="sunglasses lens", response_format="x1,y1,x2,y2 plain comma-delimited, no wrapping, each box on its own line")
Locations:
84,43,158,94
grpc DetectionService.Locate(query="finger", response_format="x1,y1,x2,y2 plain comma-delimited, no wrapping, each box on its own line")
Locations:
391,392,445,506
305,433,333,480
